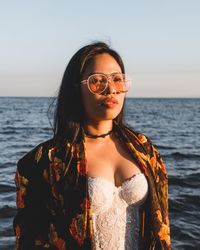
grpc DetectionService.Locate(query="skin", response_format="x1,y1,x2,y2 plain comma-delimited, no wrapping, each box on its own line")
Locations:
81,53,141,187
81,53,125,128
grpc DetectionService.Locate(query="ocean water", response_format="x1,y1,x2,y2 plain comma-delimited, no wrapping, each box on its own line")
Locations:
0,97,199,250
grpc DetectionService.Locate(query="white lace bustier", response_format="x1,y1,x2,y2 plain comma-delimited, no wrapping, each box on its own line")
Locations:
88,173,148,250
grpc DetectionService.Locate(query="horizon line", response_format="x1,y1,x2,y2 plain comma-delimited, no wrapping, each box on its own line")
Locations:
0,96,199,99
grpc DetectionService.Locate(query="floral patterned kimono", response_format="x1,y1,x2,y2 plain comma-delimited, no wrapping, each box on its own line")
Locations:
13,122,171,249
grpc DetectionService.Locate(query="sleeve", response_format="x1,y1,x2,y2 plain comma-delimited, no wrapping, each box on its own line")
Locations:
149,143,169,211
124,128,171,249
148,140,171,249
13,146,52,249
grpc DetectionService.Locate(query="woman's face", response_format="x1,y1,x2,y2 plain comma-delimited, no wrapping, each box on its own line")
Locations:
81,53,126,123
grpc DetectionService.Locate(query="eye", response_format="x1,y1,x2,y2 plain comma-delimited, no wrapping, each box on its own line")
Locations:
112,74,124,83
90,75,107,84
90,76,99,84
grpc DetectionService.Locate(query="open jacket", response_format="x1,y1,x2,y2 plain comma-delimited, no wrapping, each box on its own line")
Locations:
13,123,171,250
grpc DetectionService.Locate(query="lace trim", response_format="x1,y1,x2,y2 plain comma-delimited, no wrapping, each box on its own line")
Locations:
88,173,148,249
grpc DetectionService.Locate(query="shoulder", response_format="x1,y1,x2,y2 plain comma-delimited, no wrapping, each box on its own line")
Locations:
17,138,55,177
123,124,154,152
124,124,168,178
122,124,167,168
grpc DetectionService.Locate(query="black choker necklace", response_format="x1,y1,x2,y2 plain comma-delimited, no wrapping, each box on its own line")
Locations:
84,129,113,139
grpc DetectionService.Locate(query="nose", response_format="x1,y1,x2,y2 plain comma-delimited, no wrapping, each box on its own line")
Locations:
103,77,118,95
103,81,117,95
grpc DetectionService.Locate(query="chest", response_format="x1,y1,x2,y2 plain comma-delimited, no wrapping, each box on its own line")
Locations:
84,138,142,187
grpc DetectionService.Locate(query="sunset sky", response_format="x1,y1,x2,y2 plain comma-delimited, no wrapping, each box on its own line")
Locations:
1,0,200,97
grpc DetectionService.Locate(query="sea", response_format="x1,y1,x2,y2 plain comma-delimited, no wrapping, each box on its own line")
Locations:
0,97,199,250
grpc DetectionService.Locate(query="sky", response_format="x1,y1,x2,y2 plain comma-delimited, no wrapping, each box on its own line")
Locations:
0,0,200,97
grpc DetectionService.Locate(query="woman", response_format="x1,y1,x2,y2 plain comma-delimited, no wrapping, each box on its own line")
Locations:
13,42,171,249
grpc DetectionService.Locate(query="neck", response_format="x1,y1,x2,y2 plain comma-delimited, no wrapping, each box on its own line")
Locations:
82,120,113,139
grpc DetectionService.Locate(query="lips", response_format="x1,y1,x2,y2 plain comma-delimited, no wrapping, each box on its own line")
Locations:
101,97,118,105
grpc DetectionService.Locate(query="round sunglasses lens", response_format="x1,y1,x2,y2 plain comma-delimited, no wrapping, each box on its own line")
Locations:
88,75,107,93
112,73,131,92
112,74,125,91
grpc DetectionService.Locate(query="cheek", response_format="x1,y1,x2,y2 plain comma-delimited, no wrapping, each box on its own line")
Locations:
81,88,98,112
118,94,125,108
81,87,126,120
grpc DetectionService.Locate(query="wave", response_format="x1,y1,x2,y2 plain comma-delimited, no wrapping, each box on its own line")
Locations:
0,184,16,193
164,152,200,160
169,173,200,188
156,145,177,150
0,205,16,218
170,194,200,212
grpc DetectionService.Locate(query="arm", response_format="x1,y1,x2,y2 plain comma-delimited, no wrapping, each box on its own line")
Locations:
13,146,51,249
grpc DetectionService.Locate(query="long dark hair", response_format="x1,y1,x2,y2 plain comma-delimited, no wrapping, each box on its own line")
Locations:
52,42,128,146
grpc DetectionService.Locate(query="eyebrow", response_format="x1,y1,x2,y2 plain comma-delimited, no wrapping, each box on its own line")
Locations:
87,71,122,77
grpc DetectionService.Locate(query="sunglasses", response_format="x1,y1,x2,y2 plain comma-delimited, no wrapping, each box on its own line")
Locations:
81,73,131,94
